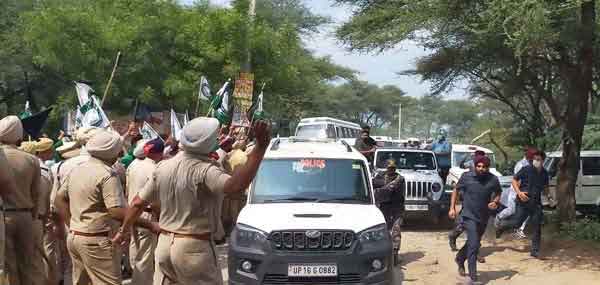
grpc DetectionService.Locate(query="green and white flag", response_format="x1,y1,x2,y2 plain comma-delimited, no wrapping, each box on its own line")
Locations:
214,80,232,125
78,96,110,128
198,76,211,101
139,121,162,141
19,101,33,119
74,81,93,106
248,83,266,121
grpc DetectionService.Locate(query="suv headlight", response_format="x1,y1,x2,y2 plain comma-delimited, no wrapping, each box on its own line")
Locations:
359,224,389,243
234,224,268,250
432,182,441,193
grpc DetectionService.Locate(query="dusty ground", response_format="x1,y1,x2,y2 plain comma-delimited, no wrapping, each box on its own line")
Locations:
397,219,600,285
163,218,600,285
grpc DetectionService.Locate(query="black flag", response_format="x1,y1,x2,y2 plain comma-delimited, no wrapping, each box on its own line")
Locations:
21,108,53,139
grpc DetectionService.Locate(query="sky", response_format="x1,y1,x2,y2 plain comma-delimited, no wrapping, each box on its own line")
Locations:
184,0,466,98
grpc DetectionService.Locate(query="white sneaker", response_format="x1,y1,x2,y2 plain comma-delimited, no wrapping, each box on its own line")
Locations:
512,229,527,239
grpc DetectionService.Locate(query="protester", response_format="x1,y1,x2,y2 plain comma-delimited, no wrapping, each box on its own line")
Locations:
0,115,41,285
54,130,159,284
496,151,549,258
126,138,163,285
113,118,271,284
449,155,501,283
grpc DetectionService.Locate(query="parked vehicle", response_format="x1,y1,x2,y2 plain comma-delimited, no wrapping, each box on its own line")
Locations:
228,137,395,284
545,151,600,215
373,148,446,224
445,144,503,187
295,117,362,145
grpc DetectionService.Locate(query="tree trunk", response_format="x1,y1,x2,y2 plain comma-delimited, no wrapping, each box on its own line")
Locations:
555,1,595,222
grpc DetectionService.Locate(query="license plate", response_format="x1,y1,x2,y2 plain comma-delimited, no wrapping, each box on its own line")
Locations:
405,204,428,211
288,264,337,277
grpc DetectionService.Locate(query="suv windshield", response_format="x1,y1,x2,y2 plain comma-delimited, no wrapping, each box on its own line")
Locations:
251,159,371,204
295,124,335,139
376,151,436,170
452,151,496,168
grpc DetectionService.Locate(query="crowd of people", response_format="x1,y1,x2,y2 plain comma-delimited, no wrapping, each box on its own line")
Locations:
0,114,271,285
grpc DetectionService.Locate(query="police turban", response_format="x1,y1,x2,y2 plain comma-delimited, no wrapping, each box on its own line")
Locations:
75,127,101,145
180,117,220,155
19,141,37,154
0,116,23,144
86,130,123,161
133,139,149,159
36,138,54,152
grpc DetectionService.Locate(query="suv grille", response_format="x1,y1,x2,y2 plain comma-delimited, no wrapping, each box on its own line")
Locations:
270,230,354,251
405,181,431,199
263,274,361,284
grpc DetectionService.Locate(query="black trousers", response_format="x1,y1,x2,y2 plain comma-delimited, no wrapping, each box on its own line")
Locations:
500,203,543,254
456,217,487,279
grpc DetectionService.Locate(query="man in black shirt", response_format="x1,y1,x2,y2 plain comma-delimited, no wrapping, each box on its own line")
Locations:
354,126,376,163
496,151,549,258
449,155,501,283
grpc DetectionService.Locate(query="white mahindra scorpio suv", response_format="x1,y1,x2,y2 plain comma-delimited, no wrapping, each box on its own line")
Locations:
228,138,394,285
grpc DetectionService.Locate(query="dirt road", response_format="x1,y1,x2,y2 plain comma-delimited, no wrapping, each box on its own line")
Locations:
397,221,600,285
213,220,600,285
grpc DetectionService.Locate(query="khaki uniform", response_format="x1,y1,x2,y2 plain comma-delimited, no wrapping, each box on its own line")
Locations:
57,157,126,285
0,148,17,285
126,158,158,285
32,160,53,285
139,152,230,285
2,145,41,285
48,154,89,285
221,150,248,235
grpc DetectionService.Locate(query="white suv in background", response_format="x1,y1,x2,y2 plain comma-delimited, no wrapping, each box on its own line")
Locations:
545,151,600,215
228,138,394,285
373,148,446,224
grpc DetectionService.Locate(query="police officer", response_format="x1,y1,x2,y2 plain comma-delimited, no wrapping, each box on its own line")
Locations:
21,138,55,285
431,129,452,183
114,118,271,285
126,138,163,285
0,115,41,285
54,130,159,284
0,144,18,284
449,155,501,283
373,160,404,265
496,151,549,258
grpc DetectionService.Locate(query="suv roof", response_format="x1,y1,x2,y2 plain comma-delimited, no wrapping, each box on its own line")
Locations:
547,151,600,157
376,148,435,154
266,137,367,160
452,144,494,154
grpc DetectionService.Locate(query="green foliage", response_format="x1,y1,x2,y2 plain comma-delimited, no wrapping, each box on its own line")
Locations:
558,217,600,242
1,0,354,136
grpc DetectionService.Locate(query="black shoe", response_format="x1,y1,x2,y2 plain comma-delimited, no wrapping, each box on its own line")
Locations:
455,258,466,276
449,236,458,251
530,251,540,259
477,256,486,263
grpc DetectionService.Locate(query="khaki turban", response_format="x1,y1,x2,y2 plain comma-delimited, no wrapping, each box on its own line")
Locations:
180,117,220,155
133,139,149,159
86,130,123,161
0,116,23,144
19,141,37,154
75,127,100,145
36,138,54,152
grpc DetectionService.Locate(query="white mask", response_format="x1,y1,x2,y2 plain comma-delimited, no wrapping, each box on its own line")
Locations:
532,160,542,169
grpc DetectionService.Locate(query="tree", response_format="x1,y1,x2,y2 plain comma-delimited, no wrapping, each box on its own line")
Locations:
336,0,596,222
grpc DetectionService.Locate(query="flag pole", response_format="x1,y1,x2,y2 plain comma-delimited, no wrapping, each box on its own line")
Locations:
101,51,122,107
